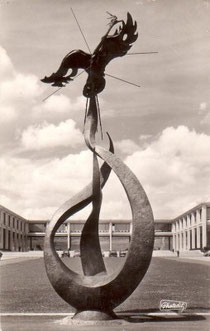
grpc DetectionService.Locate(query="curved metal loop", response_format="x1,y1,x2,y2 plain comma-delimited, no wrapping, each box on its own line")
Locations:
44,143,154,312
44,96,154,313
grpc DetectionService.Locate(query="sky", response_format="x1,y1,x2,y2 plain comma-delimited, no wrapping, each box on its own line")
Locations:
0,0,210,221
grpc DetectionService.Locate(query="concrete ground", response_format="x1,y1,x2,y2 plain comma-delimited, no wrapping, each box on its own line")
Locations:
1,313,210,331
1,253,209,330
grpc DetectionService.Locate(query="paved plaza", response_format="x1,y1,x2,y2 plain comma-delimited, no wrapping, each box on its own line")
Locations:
0,254,210,330
1,313,210,331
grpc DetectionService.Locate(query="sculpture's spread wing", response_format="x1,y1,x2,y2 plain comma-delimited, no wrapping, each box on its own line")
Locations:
41,50,91,87
81,12,138,97
96,12,138,66
41,13,138,94
110,12,138,55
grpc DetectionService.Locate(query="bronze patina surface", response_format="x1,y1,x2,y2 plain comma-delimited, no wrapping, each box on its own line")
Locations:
42,12,154,321
41,12,137,96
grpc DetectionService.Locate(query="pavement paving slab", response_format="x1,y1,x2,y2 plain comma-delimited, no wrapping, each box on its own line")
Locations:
1,314,210,331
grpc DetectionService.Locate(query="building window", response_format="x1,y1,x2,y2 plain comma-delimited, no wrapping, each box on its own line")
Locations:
194,212,196,224
199,209,202,222
177,234,180,250
13,217,15,228
207,207,210,220
190,230,192,250
8,215,11,227
195,228,197,249
58,224,66,233
17,219,19,230
200,227,203,249
185,231,187,249
29,223,46,233
3,213,6,225
115,223,130,232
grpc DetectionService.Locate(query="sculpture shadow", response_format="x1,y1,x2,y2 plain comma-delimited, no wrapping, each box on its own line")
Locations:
117,309,206,324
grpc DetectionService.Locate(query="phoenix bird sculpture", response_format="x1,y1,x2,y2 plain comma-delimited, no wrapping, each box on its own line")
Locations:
41,12,138,97
42,11,154,321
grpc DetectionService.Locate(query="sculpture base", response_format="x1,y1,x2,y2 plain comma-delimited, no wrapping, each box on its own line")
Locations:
73,310,117,321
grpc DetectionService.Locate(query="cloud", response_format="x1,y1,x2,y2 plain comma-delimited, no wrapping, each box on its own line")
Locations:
199,102,207,112
1,73,42,102
35,95,86,115
20,119,83,150
42,94,72,113
0,46,92,219
0,46,85,156
0,46,15,79
0,47,43,128
1,125,209,221
115,139,140,154
199,102,210,127
139,134,152,140
0,46,42,112
0,46,209,221
201,113,210,126
125,126,210,218
0,150,93,219
0,105,17,123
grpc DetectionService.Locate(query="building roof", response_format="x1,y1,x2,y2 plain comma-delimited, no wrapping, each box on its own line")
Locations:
2,202,209,225
28,218,172,224
172,202,210,222
0,204,27,221
154,219,173,224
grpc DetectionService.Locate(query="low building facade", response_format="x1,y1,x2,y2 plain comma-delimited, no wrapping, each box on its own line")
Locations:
0,205,29,251
1,202,209,252
28,219,172,252
172,202,210,252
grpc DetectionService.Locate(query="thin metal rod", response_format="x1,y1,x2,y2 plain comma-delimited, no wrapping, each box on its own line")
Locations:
42,87,63,102
84,97,89,128
42,70,87,102
105,51,158,56
71,7,91,54
105,52,158,55
127,52,158,55
105,73,140,88
96,95,103,140
76,69,86,78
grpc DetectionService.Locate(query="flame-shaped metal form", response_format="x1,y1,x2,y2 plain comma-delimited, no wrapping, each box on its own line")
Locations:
43,12,154,321
41,12,138,96
44,96,154,320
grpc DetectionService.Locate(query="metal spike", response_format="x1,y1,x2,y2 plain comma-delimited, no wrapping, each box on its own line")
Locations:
126,12,133,29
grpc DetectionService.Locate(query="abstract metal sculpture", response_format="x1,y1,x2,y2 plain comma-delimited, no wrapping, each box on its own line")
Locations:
41,12,138,96
42,12,154,321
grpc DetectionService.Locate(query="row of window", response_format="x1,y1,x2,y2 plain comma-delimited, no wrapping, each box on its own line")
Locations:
29,223,131,233
174,206,210,231
174,226,203,250
173,209,204,231
1,212,27,232
0,228,27,251
29,222,173,234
